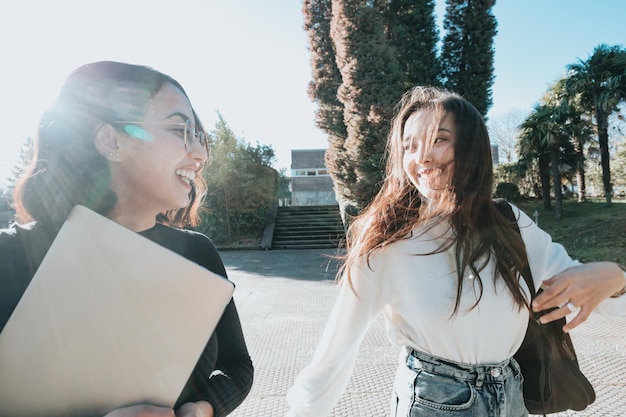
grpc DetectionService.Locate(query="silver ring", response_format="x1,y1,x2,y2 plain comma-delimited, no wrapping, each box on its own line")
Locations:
566,301,579,312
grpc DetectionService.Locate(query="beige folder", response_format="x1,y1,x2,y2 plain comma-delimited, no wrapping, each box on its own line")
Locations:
0,205,235,417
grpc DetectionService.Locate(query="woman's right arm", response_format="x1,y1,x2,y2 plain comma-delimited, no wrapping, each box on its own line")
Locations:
285,256,387,417
512,204,626,329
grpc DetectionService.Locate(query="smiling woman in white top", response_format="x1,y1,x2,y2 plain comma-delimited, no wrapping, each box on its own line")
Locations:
285,86,626,417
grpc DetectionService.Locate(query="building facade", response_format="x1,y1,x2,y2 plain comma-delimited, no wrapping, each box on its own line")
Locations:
290,149,337,206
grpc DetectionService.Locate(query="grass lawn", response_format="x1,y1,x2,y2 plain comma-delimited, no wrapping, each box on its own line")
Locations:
515,198,626,265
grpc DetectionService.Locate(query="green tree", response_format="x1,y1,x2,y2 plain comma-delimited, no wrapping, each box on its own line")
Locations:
518,108,551,211
302,0,354,207
545,78,595,202
566,44,626,205
277,167,292,205
521,106,563,217
520,104,577,220
7,138,32,184
198,114,278,245
440,0,497,117
303,0,497,212
330,0,404,209
0,188,12,227
4,136,33,212
382,0,440,90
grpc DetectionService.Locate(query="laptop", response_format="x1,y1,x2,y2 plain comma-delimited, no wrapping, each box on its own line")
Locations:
0,205,235,417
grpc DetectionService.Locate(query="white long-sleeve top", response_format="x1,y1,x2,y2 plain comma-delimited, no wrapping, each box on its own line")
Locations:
286,203,626,417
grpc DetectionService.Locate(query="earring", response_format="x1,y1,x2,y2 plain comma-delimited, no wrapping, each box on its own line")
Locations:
107,152,120,158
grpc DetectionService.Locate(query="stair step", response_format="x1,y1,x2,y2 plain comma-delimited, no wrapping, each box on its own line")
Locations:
274,224,343,230
272,239,343,247
275,218,341,223
274,229,343,235
280,212,338,214
276,216,340,222
271,205,345,249
272,243,339,250
273,236,343,243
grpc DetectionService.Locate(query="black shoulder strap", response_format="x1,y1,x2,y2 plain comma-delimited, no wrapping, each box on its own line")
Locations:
493,199,537,298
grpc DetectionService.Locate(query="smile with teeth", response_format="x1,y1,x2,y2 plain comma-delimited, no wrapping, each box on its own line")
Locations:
418,166,443,178
175,169,196,184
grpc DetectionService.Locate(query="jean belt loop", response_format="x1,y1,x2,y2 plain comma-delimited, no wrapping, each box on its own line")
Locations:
475,370,484,389
510,357,520,377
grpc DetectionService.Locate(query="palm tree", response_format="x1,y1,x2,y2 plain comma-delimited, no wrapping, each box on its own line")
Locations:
519,106,554,212
547,78,595,202
566,44,626,205
520,104,573,220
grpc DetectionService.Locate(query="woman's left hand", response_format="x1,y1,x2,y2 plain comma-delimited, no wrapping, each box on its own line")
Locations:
532,262,625,332
175,401,214,417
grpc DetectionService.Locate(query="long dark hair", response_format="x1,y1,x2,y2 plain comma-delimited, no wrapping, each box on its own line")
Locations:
342,86,530,314
13,61,207,231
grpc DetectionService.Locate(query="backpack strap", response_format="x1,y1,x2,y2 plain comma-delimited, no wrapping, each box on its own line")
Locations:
493,198,537,299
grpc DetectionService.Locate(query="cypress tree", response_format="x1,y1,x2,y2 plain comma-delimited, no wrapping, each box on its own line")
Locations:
302,0,498,210
302,0,356,205
382,0,441,90
440,0,497,116
330,0,404,209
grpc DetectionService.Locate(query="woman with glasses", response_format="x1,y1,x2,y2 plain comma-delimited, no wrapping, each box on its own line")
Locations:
286,86,626,417
0,61,253,417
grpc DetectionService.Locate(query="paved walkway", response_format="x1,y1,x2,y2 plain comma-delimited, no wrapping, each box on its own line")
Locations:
220,249,626,417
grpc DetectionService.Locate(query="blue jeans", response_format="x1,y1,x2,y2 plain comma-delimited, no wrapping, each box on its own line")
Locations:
391,349,528,417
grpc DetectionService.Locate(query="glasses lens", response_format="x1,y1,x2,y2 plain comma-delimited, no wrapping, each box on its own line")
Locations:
197,131,210,156
196,131,206,145
182,120,191,152
183,120,209,156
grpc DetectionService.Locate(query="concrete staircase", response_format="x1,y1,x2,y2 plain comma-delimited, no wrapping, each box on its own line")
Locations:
271,205,345,249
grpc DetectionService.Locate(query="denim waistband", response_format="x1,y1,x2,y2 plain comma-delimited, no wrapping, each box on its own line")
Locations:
407,348,520,388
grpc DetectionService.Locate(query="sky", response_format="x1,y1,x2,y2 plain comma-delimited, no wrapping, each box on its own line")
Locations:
0,0,625,187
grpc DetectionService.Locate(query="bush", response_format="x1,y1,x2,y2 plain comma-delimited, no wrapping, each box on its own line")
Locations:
195,115,278,246
494,182,521,202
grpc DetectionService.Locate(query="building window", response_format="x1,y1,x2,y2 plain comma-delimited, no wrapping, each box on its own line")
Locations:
292,168,330,177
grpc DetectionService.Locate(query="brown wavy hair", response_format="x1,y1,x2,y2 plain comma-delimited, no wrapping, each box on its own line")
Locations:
342,86,530,314
13,61,207,232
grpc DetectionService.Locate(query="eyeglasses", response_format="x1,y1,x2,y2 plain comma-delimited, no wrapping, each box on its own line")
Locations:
110,119,209,155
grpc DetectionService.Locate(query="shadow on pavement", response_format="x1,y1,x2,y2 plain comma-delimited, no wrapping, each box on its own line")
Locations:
218,248,345,281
